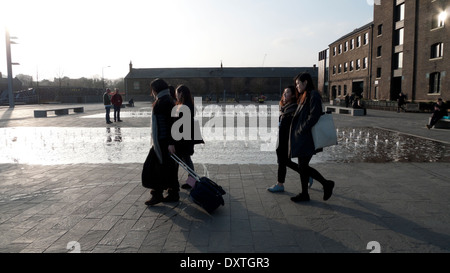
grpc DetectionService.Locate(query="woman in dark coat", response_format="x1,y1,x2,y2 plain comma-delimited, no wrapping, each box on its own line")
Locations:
289,73,335,202
142,78,179,206
268,86,300,192
174,85,198,189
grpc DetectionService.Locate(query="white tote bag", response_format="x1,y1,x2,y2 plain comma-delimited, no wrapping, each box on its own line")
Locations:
311,113,338,150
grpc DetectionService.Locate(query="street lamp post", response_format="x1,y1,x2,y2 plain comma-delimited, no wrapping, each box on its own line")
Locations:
102,66,111,91
5,28,18,108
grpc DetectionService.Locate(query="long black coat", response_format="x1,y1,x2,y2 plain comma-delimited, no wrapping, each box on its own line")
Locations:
289,90,323,158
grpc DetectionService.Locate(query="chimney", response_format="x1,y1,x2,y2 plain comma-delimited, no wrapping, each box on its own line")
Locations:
129,61,133,72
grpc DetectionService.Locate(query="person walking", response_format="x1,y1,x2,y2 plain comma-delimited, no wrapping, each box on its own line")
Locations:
103,88,112,124
173,84,203,190
397,92,406,113
111,88,123,122
143,78,179,206
268,86,307,193
289,72,335,202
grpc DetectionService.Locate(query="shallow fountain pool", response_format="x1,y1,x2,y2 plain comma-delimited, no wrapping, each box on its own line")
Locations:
0,127,448,165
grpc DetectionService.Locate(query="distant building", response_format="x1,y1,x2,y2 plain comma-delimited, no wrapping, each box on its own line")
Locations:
317,48,330,99
328,22,373,100
124,62,317,101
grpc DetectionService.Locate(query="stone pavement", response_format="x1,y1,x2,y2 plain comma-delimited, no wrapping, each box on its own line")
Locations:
0,102,449,253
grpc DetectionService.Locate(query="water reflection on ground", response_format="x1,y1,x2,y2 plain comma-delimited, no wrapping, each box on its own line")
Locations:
0,127,448,165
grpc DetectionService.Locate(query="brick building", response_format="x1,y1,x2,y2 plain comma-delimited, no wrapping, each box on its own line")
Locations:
124,62,317,101
328,22,373,100
323,0,449,103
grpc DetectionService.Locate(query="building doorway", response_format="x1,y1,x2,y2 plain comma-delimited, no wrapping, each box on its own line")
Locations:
352,81,364,98
391,77,402,100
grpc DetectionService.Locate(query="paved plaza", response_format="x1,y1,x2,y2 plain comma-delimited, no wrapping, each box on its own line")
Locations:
0,102,449,253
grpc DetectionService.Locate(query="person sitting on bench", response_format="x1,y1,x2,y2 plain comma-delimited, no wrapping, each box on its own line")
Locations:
427,98,448,129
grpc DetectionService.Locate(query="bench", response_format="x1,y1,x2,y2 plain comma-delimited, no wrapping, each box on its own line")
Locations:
34,107,84,118
325,106,365,116
429,116,450,129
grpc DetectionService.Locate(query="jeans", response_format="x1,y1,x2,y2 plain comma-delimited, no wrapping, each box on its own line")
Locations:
105,106,111,122
113,105,121,121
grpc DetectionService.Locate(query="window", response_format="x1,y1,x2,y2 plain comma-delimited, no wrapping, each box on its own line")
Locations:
431,43,444,59
333,65,336,75
394,28,404,46
344,85,347,95
338,64,342,73
378,24,383,36
395,3,405,22
376,68,382,78
338,44,342,54
377,46,382,57
429,72,441,94
350,39,355,50
344,62,348,72
133,81,140,90
394,52,403,69
363,57,368,69
350,61,354,71
344,41,348,52
356,59,361,70
338,85,342,96
333,47,336,56
357,36,361,47
364,33,369,45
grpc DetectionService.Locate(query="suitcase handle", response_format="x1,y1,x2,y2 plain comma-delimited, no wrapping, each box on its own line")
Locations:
170,154,201,182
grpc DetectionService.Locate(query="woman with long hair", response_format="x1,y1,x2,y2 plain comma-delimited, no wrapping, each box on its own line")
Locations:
289,73,335,202
174,84,198,189
268,86,301,192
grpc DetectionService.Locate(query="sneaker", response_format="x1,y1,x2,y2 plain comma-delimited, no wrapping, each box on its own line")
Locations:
309,177,314,188
291,193,310,202
267,184,284,193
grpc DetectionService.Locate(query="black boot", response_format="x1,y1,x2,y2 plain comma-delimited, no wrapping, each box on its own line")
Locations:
145,190,163,206
291,192,310,202
323,180,335,201
163,189,180,203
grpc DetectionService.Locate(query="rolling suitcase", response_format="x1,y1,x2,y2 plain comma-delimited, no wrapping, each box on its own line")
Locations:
171,154,226,214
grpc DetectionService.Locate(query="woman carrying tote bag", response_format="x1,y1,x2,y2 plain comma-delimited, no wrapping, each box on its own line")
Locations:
289,72,335,202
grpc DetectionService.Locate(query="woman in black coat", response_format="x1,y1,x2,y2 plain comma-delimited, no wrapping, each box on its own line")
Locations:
268,86,300,192
289,73,335,202
174,85,198,189
143,78,179,206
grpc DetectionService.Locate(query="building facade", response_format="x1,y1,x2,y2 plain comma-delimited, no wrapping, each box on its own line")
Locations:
124,62,317,101
323,0,449,103
328,22,374,100
371,0,449,102
317,48,330,99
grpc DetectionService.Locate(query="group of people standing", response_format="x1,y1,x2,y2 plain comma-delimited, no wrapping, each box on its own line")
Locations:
103,88,123,124
142,73,335,206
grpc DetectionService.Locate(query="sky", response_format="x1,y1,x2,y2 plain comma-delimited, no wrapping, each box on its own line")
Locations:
0,0,374,81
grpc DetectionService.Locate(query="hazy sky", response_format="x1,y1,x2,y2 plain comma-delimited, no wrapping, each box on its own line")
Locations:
0,0,374,81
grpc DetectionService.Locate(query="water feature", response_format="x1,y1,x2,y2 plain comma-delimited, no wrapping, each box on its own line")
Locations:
0,126,448,165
